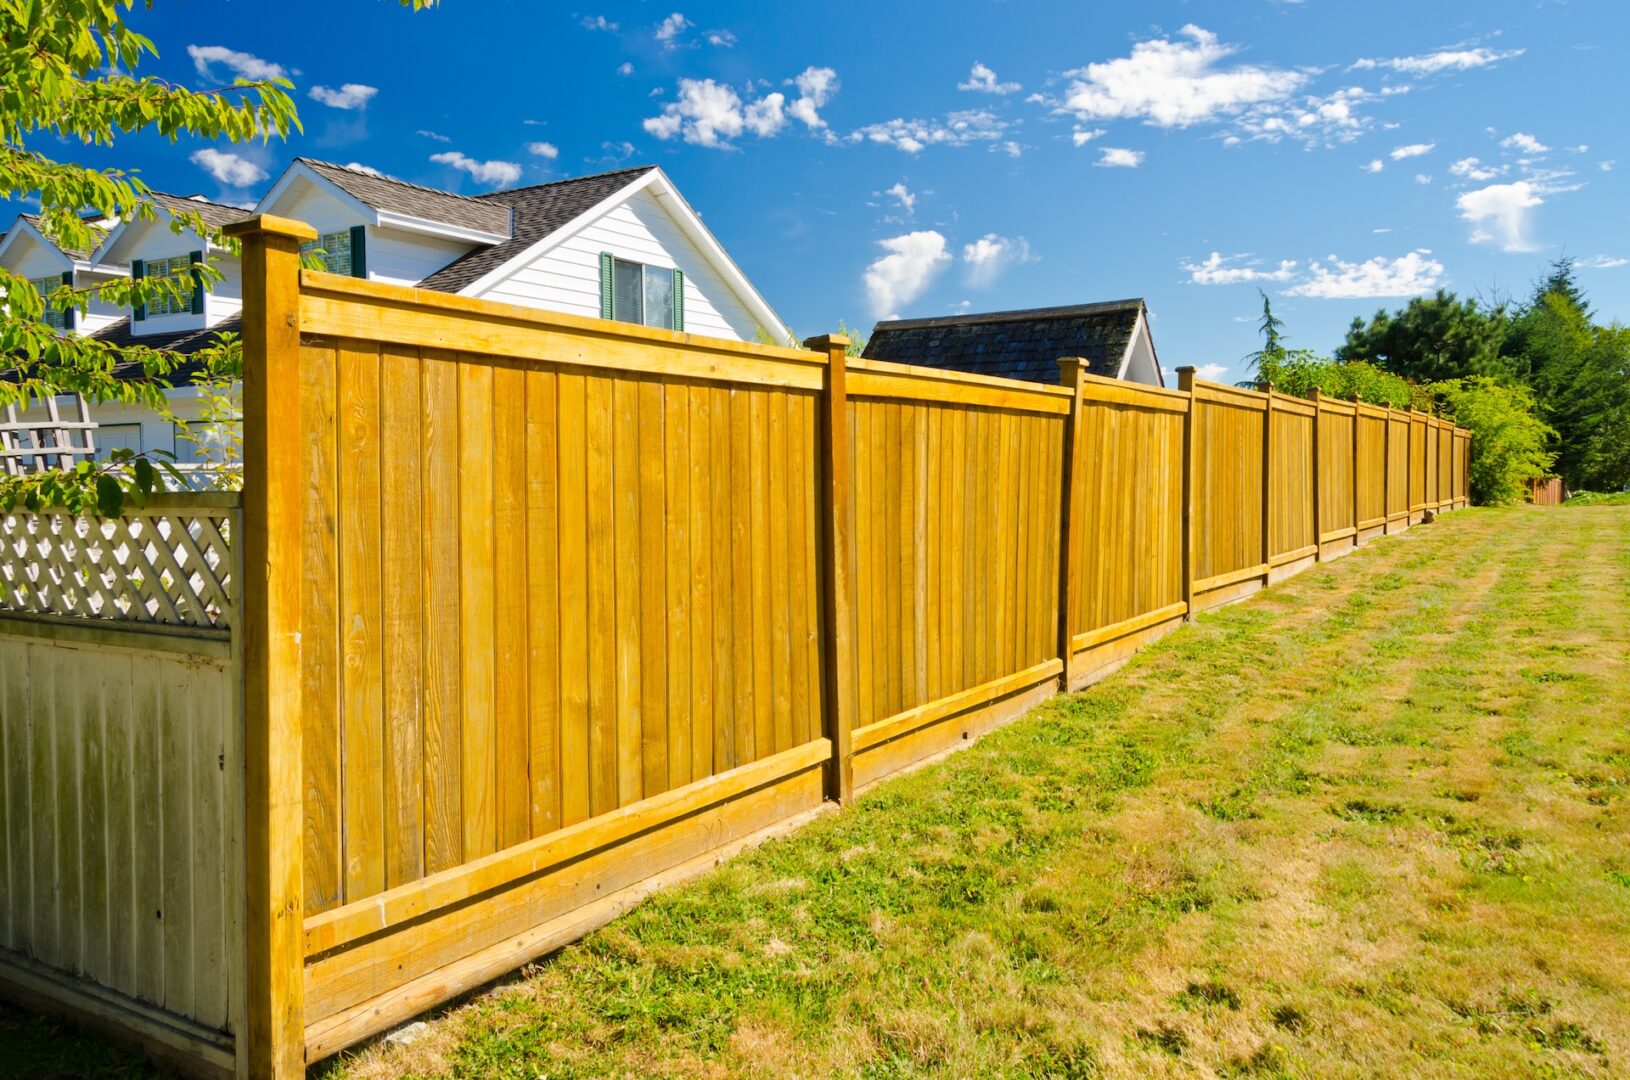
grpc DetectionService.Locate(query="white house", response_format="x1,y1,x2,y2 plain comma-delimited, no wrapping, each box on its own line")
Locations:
0,213,126,337
33,161,792,465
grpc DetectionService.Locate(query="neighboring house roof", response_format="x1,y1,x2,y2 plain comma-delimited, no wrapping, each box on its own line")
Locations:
143,193,255,233
417,166,658,293
93,316,241,375
18,214,107,261
297,158,514,237
863,300,1151,385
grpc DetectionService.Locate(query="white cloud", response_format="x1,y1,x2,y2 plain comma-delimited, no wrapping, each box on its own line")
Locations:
1233,85,1374,147
1096,147,1144,168
189,148,268,188
882,182,915,212
1450,156,1505,181
706,29,736,47
1057,25,1305,128
1415,173,1433,185
958,62,1020,95
1351,46,1524,75
1181,251,1297,285
1602,161,1616,172
863,231,952,318
618,63,634,76
1577,255,1628,270
1363,159,1384,173
962,233,1035,288
646,67,835,147
1501,131,1549,155
1286,251,1445,298
1390,142,1434,160
186,44,287,82
1195,363,1229,382
788,67,838,130
527,141,559,159
416,129,450,143
309,83,378,110
655,12,691,47
429,151,522,187
1457,180,1543,252
1072,126,1106,147
851,109,1007,154
342,162,383,177
579,14,617,31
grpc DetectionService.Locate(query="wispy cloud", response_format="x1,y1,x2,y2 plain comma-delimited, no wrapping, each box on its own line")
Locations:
1450,156,1505,181
958,62,1020,95
429,151,522,187
416,129,451,143
186,44,287,82
880,182,915,213
309,83,378,110
1391,142,1435,160
527,141,560,159
645,66,837,148
655,12,691,48
579,14,618,31
864,230,952,318
962,233,1036,287
1457,180,1544,252
1501,131,1549,155
850,109,1007,154
1350,46,1524,75
1096,147,1144,168
1180,251,1297,285
1286,251,1444,298
705,29,736,47
190,148,268,188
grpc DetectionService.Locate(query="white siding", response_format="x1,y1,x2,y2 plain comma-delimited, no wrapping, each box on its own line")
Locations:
9,238,67,280
368,226,472,287
120,223,240,337
473,188,768,343
1123,320,1162,387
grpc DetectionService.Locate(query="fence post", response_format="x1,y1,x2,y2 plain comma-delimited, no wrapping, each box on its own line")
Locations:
1310,389,1323,560
1177,366,1196,617
1056,357,1088,690
225,214,315,1080
807,334,855,806
1258,382,1273,576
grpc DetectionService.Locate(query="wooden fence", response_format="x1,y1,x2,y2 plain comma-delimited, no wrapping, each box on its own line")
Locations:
0,215,1471,1078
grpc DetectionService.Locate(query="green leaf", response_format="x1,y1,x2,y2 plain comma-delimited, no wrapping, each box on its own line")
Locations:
95,474,123,518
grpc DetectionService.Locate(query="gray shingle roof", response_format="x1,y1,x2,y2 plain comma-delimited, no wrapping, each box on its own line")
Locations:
415,166,657,294
862,300,1148,385
300,158,514,236
19,214,107,261
146,193,255,232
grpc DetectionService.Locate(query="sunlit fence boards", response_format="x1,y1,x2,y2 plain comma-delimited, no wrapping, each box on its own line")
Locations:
0,218,1472,1079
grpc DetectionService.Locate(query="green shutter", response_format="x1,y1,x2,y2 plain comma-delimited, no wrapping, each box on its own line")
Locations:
131,258,145,321
350,225,367,278
189,250,204,315
60,270,75,331
599,252,614,320
672,269,684,332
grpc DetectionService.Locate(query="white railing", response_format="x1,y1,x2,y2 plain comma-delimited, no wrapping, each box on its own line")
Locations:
0,492,240,628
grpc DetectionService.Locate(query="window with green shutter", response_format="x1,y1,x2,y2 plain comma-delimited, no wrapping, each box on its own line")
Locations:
599,253,684,331
141,253,197,317
29,275,70,330
299,229,355,276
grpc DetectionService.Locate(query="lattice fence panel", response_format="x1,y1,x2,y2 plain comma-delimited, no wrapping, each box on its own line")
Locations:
0,504,238,627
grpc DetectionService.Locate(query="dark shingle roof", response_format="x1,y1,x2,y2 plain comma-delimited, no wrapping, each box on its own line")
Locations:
300,158,514,236
862,300,1148,385
19,214,107,261
415,166,657,293
146,193,255,232
92,316,241,383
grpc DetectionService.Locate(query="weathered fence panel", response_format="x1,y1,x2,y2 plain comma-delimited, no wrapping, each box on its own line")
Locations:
0,498,243,1079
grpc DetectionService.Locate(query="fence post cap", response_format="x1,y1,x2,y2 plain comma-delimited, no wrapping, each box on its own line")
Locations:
803,333,850,353
222,214,318,242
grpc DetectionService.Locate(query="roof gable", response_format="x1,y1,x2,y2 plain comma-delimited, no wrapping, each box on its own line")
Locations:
93,193,252,266
862,300,1151,385
286,159,515,238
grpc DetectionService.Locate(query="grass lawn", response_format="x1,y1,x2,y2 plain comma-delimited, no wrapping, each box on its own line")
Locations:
6,504,1628,1078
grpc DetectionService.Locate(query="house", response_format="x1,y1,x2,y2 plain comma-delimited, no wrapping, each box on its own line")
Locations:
862,299,1164,388
253,159,790,343
0,213,125,337
33,161,792,467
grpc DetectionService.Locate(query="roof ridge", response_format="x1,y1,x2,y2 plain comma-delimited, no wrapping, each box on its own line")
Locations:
473,165,657,202
148,190,254,215
299,157,514,208
875,299,1145,331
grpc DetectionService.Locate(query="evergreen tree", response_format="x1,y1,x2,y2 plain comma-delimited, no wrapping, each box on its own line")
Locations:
1336,290,1508,382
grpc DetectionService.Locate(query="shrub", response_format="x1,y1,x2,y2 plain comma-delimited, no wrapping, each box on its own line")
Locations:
1255,351,1428,410
1431,378,1556,506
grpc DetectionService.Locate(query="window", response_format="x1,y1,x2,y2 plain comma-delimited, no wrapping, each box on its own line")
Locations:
29,275,69,330
142,253,196,317
601,254,684,331
301,229,353,276
94,423,143,459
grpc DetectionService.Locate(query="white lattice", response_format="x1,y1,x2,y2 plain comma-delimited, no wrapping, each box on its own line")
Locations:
0,501,238,628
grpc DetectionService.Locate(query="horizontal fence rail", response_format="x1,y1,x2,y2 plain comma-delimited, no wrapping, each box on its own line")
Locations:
2,215,1473,1080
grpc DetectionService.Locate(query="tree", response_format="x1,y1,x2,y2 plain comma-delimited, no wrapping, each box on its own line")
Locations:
1336,289,1508,382
1432,377,1555,505
1,0,433,512
1244,288,1286,375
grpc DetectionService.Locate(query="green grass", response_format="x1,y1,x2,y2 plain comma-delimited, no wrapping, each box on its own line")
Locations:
5,505,1627,1079
1564,490,1630,507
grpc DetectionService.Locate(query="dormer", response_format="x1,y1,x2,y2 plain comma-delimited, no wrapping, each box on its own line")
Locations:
91,194,251,338
0,214,125,335
255,159,512,286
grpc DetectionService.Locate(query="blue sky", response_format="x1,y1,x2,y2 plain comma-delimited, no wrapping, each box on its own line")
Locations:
21,0,1630,382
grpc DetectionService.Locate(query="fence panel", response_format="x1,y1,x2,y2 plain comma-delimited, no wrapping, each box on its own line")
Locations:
1316,397,1357,558
0,498,243,1077
1068,374,1188,684
1436,420,1454,509
1267,394,1316,574
1189,380,1266,609
845,359,1067,787
1356,405,1388,538
1386,411,1410,528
